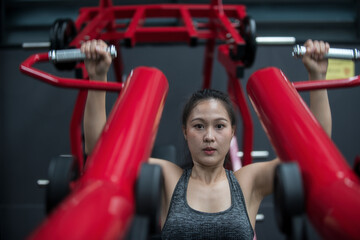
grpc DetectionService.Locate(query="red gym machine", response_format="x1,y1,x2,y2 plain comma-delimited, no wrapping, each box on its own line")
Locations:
20,0,360,239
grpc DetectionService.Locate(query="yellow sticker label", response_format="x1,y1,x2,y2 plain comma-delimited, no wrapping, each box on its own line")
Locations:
326,59,355,80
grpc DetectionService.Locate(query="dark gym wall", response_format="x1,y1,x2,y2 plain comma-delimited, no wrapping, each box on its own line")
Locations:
1,0,360,239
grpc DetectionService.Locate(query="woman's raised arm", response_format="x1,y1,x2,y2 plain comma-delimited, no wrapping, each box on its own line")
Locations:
82,40,112,154
303,39,332,137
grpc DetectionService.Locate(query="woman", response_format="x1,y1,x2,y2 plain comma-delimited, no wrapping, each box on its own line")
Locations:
82,39,331,239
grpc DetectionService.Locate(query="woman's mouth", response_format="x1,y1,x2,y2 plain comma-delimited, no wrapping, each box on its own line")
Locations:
203,147,216,155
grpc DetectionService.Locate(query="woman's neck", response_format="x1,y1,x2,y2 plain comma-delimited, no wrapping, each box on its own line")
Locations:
191,164,226,185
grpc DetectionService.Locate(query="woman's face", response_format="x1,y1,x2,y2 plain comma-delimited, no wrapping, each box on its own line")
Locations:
183,99,235,167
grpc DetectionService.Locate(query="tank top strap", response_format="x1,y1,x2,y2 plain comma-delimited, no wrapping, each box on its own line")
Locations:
226,169,245,204
177,168,191,199
226,169,253,228
161,168,189,232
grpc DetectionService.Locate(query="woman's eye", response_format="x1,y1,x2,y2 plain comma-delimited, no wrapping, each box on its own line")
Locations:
216,124,225,129
194,124,204,129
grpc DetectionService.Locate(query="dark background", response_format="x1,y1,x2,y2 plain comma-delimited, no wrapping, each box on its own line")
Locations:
1,0,360,239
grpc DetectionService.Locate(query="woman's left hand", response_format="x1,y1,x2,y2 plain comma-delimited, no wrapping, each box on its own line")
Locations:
302,39,330,80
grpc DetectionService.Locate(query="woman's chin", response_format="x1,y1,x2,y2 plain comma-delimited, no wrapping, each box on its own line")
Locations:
194,156,225,167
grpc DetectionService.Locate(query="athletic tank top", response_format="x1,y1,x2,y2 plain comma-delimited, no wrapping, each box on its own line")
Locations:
161,169,254,240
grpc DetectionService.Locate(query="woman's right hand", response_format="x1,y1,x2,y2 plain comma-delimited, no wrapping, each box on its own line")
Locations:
81,39,112,81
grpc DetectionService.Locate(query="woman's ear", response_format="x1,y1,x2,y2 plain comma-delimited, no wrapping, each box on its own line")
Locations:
182,126,187,140
231,125,235,138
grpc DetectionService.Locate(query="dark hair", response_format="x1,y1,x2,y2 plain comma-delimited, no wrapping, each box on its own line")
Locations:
182,89,236,128
180,89,236,169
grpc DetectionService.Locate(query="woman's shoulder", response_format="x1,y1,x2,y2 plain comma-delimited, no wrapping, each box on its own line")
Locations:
149,157,184,226
233,158,280,198
149,157,184,185
233,162,258,183
234,159,279,180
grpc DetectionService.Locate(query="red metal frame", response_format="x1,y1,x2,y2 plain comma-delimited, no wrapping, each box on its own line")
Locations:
20,53,123,91
19,1,252,237
20,52,124,173
67,0,252,164
19,0,360,239
294,75,360,91
64,0,252,168
24,65,168,239
218,44,253,166
70,2,246,47
247,67,360,240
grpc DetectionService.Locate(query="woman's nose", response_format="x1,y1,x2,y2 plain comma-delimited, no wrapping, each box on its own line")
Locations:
203,128,215,142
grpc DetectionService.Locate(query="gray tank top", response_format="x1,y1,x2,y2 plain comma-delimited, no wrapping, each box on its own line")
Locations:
161,169,254,240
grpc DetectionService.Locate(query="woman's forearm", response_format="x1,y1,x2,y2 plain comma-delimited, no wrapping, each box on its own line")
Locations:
309,73,332,137
84,80,107,155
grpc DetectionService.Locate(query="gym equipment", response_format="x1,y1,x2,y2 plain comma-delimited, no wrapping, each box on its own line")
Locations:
21,0,261,168
48,45,117,63
23,36,296,50
19,0,360,239
49,19,77,50
247,67,360,240
232,15,257,67
20,62,168,239
20,0,299,170
49,19,78,70
354,156,360,177
125,216,149,240
46,155,78,214
126,163,163,239
274,162,304,237
48,44,359,64
151,145,177,164
292,45,360,60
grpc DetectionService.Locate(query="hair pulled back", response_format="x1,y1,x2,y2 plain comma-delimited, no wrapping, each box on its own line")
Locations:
182,89,236,129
